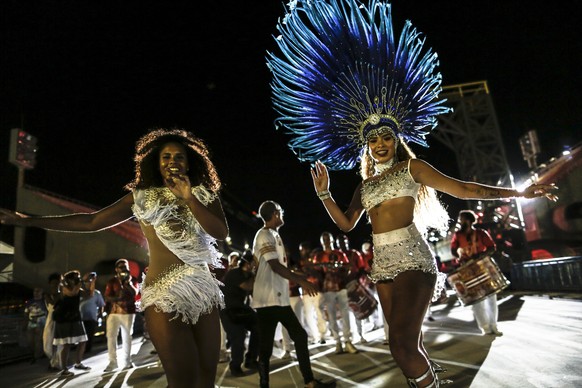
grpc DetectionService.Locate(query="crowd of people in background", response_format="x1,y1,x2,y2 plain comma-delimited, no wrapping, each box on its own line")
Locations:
18,223,389,382
16,203,519,386
213,211,394,387
21,259,141,377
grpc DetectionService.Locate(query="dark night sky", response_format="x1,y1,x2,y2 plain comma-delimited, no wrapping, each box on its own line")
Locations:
1,1,581,256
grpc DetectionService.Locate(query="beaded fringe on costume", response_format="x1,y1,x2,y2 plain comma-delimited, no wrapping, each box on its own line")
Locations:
141,263,224,325
132,185,222,268
370,224,446,302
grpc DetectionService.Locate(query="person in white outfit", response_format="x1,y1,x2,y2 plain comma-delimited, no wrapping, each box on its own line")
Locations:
314,232,358,354
336,234,371,344
298,242,328,344
252,200,336,388
104,259,138,370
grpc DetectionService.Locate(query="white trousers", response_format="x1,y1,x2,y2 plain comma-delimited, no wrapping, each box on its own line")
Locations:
471,294,499,332
106,313,135,366
302,293,327,342
322,289,352,342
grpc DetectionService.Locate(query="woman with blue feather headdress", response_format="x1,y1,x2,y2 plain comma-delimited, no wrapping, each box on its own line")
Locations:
267,1,558,386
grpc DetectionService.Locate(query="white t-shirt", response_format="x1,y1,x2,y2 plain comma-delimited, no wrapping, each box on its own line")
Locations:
251,227,290,308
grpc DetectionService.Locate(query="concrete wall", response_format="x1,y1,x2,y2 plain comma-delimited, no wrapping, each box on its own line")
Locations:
13,187,148,291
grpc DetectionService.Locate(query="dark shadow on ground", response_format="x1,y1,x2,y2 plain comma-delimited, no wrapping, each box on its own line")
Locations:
498,294,525,322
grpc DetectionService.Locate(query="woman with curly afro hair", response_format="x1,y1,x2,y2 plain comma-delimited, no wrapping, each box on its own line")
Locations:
1,128,229,387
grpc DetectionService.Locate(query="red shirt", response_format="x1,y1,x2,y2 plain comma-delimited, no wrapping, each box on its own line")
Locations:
299,258,324,291
343,248,367,283
105,277,138,314
451,228,496,262
313,249,349,292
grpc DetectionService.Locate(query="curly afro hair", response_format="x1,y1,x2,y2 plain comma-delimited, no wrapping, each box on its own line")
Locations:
125,128,221,193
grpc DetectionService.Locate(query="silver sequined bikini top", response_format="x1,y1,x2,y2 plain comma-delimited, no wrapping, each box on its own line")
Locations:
360,159,420,211
132,185,221,267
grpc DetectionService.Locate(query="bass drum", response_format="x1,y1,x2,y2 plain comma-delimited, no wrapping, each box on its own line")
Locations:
447,256,510,306
346,279,378,320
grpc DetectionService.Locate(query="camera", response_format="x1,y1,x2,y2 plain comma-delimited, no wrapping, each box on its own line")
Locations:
118,271,130,281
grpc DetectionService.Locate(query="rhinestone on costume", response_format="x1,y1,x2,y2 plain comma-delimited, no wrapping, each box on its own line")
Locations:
361,165,416,210
369,114,380,125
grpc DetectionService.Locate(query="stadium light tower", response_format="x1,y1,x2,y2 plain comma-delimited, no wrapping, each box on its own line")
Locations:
8,128,38,187
9,128,38,169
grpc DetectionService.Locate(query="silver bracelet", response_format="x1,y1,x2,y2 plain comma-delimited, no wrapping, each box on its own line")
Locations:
318,193,331,201
316,190,330,197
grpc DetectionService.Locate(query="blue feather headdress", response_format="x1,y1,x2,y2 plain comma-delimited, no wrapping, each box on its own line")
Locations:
267,0,452,170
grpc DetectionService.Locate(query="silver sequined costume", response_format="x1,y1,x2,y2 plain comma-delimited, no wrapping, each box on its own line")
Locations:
132,185,224,324
360,160,420,210
361,161,446,301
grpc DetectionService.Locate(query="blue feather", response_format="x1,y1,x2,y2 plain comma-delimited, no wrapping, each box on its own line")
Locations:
268,0,452,170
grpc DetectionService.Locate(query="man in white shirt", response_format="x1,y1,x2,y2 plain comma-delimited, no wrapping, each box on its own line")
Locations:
252,201,336,388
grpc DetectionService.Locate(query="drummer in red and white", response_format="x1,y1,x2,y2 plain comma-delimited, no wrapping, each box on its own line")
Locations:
298,242,328,345
314,232,359,354
451,210,502,336
335,234,371,344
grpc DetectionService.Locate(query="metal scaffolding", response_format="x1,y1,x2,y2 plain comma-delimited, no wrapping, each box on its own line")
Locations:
432,81,512,186
431,81,523,228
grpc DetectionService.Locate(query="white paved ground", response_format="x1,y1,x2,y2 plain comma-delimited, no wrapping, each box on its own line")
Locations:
2,292,581,388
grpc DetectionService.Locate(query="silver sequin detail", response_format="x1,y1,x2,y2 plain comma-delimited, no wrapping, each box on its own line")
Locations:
370,224,446,302
360,165,420,211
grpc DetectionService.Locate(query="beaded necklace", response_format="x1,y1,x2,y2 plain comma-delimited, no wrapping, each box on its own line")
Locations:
374,158,395,175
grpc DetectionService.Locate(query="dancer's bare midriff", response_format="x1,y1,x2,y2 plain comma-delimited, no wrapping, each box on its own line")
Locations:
138,222,185,286
367,196,415,234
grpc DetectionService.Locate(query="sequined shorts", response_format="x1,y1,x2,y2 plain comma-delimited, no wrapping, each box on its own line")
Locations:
369,223,436,281
140,263,224,325
369,224,446,301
